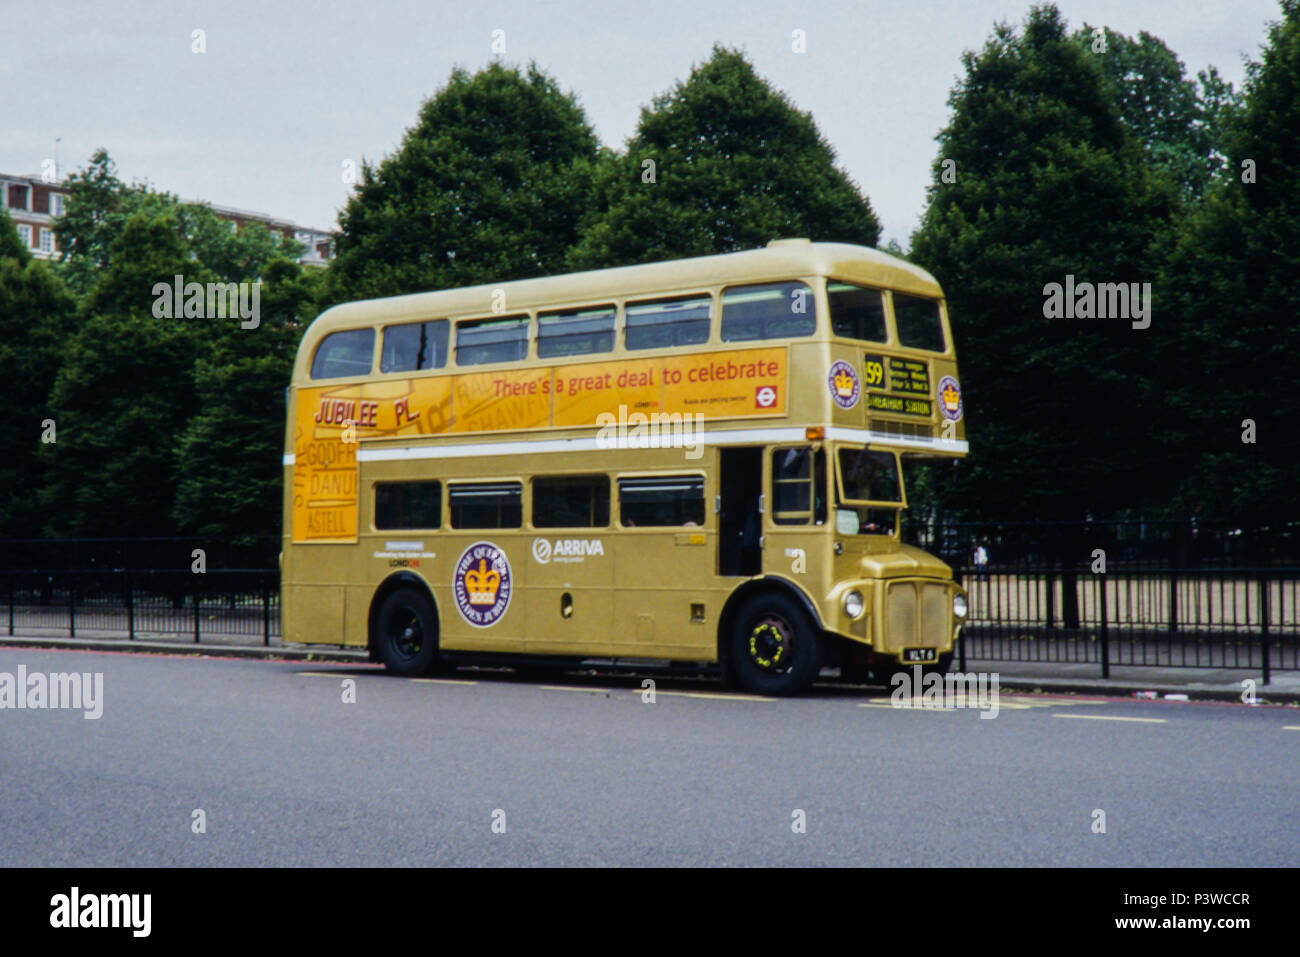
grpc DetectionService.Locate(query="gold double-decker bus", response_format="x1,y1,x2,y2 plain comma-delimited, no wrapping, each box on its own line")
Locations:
282,239,969,695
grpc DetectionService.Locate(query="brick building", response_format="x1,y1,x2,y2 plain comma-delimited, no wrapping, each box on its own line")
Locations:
0,170,334,266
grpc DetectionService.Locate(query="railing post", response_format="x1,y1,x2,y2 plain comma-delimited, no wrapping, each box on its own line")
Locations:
193,578,201,644
1260,573,1270,687
262,576,271,647
1099,572,1110,679
954,567,966,673
69,572,76,638
1168,562,1178,635
7,575,13,636
125,570,135,641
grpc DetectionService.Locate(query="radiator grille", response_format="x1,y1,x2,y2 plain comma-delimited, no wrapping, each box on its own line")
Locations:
884,580,950,652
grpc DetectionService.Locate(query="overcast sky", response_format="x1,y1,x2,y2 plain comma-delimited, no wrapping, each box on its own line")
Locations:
2,0,1283,246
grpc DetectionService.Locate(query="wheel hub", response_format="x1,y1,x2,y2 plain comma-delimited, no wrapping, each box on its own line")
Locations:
748,616,791,673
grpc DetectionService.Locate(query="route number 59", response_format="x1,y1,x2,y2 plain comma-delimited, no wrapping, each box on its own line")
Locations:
863,360,884,386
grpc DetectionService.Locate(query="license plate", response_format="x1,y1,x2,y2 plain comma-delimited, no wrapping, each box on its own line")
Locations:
903,647,937,663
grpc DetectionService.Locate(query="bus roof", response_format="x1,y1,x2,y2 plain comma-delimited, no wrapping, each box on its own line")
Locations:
302,240,943,342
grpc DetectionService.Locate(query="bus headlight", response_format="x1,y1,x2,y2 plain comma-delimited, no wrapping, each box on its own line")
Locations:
843,589,865,619
953,594,968,619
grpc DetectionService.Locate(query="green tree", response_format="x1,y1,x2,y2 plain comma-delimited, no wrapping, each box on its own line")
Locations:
1074,26,1241,200
41,209,203,536
568,46,880,269
0,208,78,537
1158,0,1300,524
171,258,323,540
328,62,600,302
54,149,302,298
910,4,1172,521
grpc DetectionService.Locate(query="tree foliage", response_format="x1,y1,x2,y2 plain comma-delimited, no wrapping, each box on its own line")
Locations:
1155,0,1300,524
0,209,77,537
910,4,1172,519
568,46,880,269
327,63,600,302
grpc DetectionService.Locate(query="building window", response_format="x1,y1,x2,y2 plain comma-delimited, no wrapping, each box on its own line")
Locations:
39,229,54,254
16,224,32,248
51,193,67,216
6,184,30,210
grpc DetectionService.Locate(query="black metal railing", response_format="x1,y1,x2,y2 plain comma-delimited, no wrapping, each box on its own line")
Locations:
3,569,278,646
905,519,1300,679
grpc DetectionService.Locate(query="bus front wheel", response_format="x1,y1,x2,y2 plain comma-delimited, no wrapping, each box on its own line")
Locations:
729,593,823,697
373,587,440,677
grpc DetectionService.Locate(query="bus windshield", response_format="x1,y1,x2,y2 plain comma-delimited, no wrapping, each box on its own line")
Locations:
835,447,902,536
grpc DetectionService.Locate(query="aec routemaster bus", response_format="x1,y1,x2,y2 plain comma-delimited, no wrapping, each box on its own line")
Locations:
281,239,969,695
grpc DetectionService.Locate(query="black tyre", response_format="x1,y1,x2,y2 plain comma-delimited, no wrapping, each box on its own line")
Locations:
729,592,823,696
373,587,440,676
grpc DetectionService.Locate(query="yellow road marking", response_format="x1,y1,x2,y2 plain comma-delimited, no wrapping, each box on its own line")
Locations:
297,671,349,678
654,690,775,702
540,685,614,694
857,702,955,711
412,678,478,686
1283,726,1300,731
864,696,1032,709
1053,714,1166,724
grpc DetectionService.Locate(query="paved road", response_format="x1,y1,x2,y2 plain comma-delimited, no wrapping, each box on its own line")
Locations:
0,646,1295,866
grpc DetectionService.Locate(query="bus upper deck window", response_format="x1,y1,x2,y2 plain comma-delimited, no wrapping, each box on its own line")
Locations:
456,315,530,366
893,293,946,352
381,320,449,373
625,296,711,350
827,282,887,343
721,281,814,341
538,306,616,359
310,328,375,379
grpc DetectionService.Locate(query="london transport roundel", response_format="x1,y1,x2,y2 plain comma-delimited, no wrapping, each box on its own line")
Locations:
452,542,512,627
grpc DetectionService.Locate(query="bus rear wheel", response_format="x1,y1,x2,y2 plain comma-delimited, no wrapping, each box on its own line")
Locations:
373,587,440,677
729,593,823,697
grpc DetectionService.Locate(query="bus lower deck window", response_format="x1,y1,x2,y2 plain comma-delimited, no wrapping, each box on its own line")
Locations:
533,476,610,528
618,475,705,527
375,481,442,530
449,482,523,528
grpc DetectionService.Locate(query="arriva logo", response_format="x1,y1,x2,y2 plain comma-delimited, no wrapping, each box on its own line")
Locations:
531,538,605,564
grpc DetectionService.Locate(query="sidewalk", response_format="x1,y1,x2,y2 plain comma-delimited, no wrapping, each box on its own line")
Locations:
1,632,1297,703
